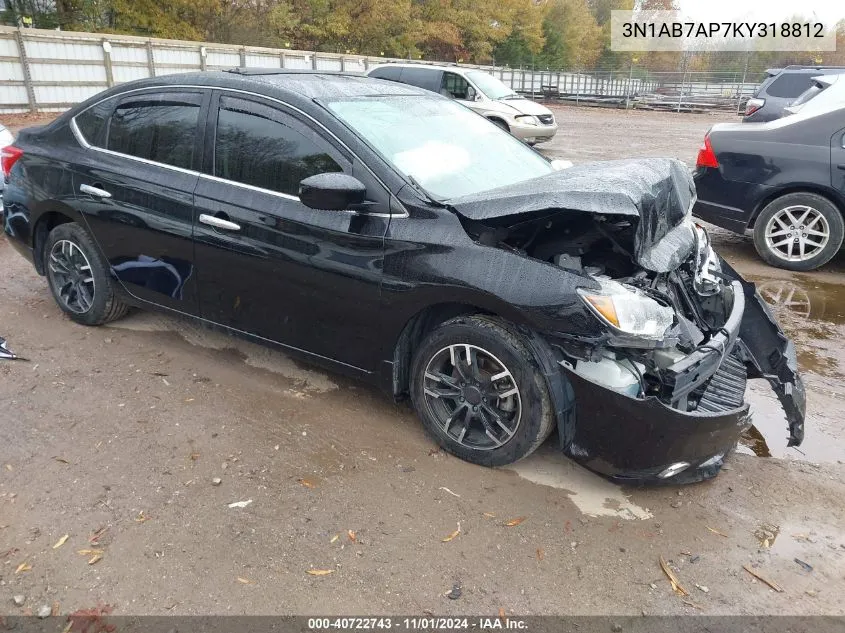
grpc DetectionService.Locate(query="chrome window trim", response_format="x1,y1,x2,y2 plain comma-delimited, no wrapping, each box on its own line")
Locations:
69,84,408,219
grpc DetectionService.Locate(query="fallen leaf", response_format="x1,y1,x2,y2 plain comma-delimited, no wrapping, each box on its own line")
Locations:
61,622,73,633
659,556,689,596
53,534,69,549
504,517,526,527
298,478,316,489
88,554,102,565
498,608,506,621
89,527,108,544
307,569,334,576
441,522,461,542
189,452,200,461
135,511,150,522
53,457,70,464
77,549,103,556
742,564,784,592
52,602,60,616
536,548,544,561
15,561,32,574
705,526,729,538
438,486,461,498
236,577,254,584
347,529,357,543
330,534,339,544
482,512,496,519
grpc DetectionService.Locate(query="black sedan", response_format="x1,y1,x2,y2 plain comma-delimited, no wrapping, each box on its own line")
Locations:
2,70,805,483
694,97,845,271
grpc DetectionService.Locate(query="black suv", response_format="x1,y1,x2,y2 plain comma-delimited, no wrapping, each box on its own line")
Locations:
744,65,845,122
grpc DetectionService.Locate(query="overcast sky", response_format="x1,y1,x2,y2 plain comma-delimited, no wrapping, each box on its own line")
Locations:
678,0,844,27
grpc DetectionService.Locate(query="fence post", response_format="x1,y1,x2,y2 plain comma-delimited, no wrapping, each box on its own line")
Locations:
101,39,114,88
15,28,36,113
311,52,318,70
677,58,688,113
146,40,156,78
239,47,246,68
200,46,207,71
280,51,287,68
626,62,634,110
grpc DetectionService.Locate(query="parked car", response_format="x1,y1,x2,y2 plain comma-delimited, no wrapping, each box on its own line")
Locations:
743,65,845,122
367,63,557,144
694,94,845,271
2,70,804,483
0,122,13,217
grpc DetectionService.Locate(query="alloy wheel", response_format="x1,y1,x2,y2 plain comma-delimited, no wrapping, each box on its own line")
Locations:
47,239,96,314
422,344,522,450
764,205,830,262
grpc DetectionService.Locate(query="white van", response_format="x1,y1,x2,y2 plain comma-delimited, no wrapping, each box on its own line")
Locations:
367,63,558,144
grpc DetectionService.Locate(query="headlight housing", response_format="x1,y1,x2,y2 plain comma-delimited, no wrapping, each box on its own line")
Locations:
514,114,539,126
578,278,675,344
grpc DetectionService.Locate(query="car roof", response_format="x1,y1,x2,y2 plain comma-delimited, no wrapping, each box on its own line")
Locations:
369,62,473,73
65,69,430,120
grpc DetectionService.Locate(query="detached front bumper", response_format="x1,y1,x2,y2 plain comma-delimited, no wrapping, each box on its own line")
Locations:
554,276,806,484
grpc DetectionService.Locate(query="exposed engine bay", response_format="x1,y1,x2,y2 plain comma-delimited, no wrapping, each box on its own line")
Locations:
461,209,751,417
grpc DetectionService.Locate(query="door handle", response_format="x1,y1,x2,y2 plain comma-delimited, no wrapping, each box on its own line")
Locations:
80,183,112,198
199,213,241,231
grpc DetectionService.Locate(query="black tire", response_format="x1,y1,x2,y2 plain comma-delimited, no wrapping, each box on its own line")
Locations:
489,118,510,133
409,315,555,467
43,222,128,326
752,192,844,271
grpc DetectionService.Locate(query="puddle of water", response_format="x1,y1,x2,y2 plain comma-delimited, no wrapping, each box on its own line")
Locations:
108,311,338,393
507,444,653,520
750,275,845,326
739,379,845,463
759,521,845,564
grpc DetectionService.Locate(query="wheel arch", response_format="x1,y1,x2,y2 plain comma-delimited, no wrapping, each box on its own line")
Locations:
749,185,845,228
31,206,80,275
486,116,509,132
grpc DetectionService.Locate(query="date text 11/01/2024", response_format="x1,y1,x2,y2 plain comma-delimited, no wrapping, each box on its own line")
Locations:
307,617,527,630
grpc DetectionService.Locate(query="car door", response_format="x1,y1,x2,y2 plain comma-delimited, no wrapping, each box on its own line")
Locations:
832,125,845,195
192,92,391,372
71,88,208,313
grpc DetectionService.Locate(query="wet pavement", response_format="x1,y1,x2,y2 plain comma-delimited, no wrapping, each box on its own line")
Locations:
2,106,845,616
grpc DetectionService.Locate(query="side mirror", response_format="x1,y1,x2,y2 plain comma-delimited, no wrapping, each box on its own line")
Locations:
298,173,366,211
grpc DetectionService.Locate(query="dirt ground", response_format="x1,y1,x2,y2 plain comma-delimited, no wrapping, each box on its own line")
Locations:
1,105,845,617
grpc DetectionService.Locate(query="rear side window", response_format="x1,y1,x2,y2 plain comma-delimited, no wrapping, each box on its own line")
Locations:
74,100,113,146
765,73,815,98
369,66,402,81
107,97,200,169
398,67,440,92
214,96,342,196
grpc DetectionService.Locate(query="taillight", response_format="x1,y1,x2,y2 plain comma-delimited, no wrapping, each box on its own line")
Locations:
696,134,719,169
1,145,23,179
745,97,765,116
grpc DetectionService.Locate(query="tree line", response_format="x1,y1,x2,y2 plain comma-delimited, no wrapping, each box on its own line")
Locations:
3,0,844,73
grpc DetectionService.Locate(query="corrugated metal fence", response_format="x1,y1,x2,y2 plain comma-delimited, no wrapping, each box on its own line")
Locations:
0,25,756,114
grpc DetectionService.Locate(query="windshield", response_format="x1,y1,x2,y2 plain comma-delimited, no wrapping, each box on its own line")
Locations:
327,96,553,199
466,71,517,100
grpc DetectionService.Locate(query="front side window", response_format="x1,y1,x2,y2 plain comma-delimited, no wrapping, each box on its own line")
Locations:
214,96,342,196
327,96,553,200
466,71,517,100
107,98,200,169
441,73,470,100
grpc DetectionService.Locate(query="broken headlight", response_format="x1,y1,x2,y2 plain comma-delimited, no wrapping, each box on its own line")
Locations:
578,278,675,344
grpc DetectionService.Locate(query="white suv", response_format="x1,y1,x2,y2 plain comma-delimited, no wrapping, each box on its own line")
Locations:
367,63,558,144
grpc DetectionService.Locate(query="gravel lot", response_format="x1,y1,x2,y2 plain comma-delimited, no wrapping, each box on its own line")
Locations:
1,105,845,617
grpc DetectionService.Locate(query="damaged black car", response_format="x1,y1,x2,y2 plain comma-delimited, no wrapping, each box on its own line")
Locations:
2,70,805,483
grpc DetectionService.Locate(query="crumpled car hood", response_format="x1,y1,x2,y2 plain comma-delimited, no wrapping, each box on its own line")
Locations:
446,157,697,272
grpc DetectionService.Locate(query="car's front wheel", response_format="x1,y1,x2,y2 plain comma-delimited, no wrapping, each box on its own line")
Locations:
409,315,556,467
753,193,844,271
44,222,128,325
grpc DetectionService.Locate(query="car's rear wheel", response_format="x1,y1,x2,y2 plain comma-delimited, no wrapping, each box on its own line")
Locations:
753,193,844,271
44,222,128,325
409,315,555,467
